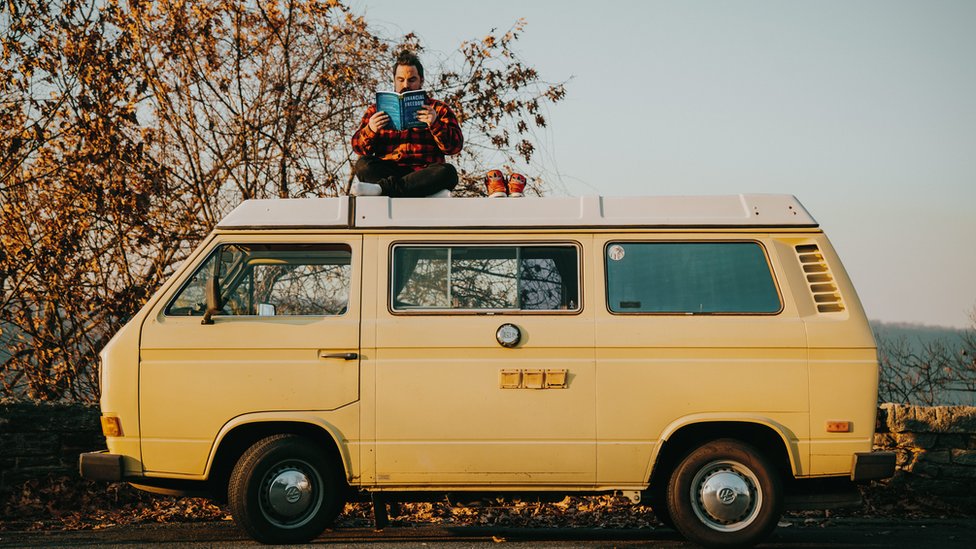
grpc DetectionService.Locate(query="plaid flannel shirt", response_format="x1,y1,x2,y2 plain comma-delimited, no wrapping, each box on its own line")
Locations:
351,98,463,170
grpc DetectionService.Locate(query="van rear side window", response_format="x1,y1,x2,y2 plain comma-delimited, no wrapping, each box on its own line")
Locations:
605,242,781,314
392,245,579,312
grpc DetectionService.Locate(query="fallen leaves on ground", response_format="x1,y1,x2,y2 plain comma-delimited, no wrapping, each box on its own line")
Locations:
0,474,972,532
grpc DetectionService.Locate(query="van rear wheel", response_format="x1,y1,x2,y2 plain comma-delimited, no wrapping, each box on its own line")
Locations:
228,434,344,544
666,439,782,548
645,480,674,528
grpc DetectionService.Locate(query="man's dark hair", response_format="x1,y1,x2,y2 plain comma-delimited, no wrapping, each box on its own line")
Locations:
394,51,424,80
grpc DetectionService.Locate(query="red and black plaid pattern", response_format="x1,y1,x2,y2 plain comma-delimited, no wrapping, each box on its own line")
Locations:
351,98,463,171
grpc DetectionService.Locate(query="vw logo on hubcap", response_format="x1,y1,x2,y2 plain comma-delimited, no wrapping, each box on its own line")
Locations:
285,485,302,504
717,487,737,505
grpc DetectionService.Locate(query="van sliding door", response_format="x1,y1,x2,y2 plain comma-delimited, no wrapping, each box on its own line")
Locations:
370,236,597,487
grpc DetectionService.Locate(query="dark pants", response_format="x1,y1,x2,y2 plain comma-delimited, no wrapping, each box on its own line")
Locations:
354,156,458,198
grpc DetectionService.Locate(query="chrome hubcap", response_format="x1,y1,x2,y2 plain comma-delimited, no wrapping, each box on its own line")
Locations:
268,468,313,517
260,460,322,528
691,460,761,532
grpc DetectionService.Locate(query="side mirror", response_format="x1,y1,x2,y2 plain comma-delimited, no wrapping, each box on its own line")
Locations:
201,276,223,325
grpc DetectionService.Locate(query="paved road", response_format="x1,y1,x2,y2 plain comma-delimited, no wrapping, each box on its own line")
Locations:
1,519,974,548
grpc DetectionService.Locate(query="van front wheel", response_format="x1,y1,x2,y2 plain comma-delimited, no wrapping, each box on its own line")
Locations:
666,439,782,548
228,434,343,544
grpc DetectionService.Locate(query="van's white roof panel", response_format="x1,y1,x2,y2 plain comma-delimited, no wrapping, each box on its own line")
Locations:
218,198,350,229
218,194,817,229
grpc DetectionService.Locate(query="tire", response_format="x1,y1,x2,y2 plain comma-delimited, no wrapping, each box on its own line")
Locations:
228,434,344,544
666,439,783,548
645,480,675,529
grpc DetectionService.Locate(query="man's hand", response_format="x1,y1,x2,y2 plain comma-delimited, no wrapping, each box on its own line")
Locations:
368,111,390,132
416,105,439,127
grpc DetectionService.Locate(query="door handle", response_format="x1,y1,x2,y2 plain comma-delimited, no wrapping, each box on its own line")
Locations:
319,351,358,360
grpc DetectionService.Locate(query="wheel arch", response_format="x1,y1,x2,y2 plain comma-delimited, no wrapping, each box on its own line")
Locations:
205,414,350,501
647,417,799,493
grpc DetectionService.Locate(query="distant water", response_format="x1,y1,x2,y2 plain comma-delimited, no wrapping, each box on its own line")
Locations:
872,320,974,406
944,387,976,406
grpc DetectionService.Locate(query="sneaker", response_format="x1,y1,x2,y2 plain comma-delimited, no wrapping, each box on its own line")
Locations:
507,172,527,197
485,169,507,198
351,182,383,196
428,189,452,198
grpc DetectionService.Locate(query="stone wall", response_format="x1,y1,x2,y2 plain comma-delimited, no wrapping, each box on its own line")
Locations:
0,400,104,493
873,403,976,505
2,401,975,503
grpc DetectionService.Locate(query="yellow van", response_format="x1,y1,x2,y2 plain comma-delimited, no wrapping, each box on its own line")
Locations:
80,194,894,547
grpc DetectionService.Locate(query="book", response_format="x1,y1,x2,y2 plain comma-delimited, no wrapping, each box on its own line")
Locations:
375,89,427,131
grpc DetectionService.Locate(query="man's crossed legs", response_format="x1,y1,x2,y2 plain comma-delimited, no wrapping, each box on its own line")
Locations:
351,156,458,198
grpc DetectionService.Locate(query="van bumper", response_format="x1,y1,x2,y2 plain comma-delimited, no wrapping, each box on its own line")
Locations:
79,451,123,482
851,451,896,481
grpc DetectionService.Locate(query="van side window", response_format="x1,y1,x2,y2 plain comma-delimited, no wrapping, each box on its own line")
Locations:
605,242,781,314
392,245,579,312
166,244,352,317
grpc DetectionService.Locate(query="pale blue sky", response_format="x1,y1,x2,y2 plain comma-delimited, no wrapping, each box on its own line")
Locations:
351,0,976,328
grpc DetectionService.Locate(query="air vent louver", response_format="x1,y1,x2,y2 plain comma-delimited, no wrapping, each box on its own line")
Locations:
796,244,845,313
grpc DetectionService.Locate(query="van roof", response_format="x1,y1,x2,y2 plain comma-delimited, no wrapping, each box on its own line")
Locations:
216,194,818,230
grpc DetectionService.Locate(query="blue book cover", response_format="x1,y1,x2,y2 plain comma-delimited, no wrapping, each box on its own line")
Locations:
375,89,427,130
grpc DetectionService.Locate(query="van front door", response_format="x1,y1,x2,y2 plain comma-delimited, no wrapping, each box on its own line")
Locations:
139,237,362,475
370,237,596,487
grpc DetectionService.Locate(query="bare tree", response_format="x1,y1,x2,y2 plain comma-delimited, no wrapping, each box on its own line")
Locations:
0,0,567,401
433,20,566,195
2,0,172,400
876,311,976,405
